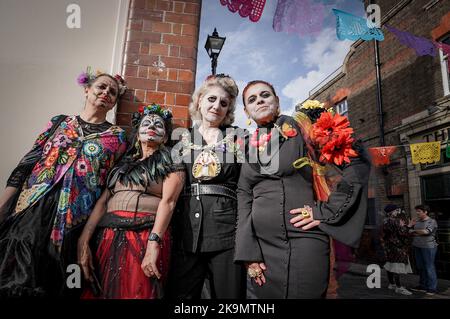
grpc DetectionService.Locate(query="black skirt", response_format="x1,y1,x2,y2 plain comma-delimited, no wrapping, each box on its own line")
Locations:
0,184,84,297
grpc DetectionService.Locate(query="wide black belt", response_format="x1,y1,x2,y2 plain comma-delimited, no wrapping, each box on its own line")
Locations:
182,183,237,201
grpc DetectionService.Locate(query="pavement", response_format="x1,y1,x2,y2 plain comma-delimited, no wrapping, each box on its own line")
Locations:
335,262,450,299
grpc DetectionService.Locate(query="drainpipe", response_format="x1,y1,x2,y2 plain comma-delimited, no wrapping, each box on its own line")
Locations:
370,0,386,147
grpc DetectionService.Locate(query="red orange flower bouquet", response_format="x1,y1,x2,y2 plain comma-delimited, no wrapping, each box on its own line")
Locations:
312,111,358,166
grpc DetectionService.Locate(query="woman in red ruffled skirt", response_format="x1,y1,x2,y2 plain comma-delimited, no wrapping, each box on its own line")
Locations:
78,104,185,299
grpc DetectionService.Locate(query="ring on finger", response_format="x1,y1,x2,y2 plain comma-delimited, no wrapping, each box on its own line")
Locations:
301,211,311,218
247,268,257,278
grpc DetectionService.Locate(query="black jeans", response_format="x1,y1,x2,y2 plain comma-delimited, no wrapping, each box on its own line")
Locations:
166,248,246,299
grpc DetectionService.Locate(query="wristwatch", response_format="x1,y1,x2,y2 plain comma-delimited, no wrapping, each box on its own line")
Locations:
148,232,162,244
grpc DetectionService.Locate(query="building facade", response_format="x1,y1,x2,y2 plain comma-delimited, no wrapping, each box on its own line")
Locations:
116,0,201,130
0,0,201,187
303,0,450,278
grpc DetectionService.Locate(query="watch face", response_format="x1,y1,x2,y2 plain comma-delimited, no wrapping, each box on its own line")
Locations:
149,233,161,243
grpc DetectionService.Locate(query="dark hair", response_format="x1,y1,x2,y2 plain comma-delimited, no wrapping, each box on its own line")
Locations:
415,204,430,213
384,204,399,214
242,80,277,106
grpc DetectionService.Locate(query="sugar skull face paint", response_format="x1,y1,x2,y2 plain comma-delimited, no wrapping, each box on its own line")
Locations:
138,114,166,145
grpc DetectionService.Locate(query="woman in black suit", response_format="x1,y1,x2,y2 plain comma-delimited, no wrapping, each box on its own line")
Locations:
167,74,246,299
234,80,371,298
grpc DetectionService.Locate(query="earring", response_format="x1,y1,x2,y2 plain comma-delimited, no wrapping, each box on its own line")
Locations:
246,118,252,126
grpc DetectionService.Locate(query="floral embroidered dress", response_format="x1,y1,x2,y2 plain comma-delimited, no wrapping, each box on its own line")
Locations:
382,213,413,274
0,115,126,297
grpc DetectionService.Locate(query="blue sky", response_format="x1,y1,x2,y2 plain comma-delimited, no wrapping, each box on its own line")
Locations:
196,0,365,128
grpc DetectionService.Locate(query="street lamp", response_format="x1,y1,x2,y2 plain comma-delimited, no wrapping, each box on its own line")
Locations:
204,28,226,75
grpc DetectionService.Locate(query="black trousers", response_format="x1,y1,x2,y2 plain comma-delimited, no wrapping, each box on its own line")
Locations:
166,248,246,299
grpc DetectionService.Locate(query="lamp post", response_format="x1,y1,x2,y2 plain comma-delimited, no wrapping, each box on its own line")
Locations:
204,28,226,75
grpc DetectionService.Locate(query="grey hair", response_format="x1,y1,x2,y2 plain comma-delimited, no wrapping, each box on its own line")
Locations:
188,75,239,127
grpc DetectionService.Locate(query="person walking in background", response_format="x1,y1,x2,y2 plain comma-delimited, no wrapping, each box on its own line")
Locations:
409,204,438,296
381,204,413,296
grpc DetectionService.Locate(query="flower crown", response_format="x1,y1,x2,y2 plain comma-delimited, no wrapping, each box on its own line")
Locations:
77,66,127,96
132,103,173,128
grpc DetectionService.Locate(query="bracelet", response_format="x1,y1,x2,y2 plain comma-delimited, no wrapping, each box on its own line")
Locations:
148,232,162,244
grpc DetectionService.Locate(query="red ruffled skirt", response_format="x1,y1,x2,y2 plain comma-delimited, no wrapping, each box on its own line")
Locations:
82,210,171,299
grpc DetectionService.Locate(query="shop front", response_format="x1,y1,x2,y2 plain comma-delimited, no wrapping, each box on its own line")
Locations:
398,96,450,279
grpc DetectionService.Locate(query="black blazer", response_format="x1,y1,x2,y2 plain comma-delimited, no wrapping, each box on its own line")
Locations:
234,115,371,264
171,125,246,253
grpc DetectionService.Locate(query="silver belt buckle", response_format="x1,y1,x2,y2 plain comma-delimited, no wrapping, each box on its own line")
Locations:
192,183,200,200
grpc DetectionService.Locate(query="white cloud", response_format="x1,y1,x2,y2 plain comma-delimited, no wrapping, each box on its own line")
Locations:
281,27,352,106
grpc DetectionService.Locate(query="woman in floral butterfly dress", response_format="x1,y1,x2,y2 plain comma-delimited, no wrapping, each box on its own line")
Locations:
0,71,127,297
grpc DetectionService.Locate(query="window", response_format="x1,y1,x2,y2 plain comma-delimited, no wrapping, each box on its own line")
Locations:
335,99,348,117
421,173,450,201
438,34,450,96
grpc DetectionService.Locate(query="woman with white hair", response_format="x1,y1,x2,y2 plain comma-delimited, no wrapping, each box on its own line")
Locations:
167,74,246,299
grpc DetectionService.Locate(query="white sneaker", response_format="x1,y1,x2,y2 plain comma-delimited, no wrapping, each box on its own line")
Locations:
388,284,396,290
395,287,412,295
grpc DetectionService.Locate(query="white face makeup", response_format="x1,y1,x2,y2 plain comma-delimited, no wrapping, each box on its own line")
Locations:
138,114,166,145
244,83,280,126
199,85,230,127
85,76,118,111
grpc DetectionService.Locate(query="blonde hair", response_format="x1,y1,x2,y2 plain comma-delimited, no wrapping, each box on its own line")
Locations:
189,75,239,127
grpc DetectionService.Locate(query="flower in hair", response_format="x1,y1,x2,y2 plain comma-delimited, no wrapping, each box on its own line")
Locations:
76,66,96,87
114,74,127,95
76,67,127,96
138,103,173,120
132,103,172,128
77,72,89,86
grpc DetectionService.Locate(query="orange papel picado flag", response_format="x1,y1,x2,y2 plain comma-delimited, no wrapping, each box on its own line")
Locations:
368,146,397,166
410,141,441,164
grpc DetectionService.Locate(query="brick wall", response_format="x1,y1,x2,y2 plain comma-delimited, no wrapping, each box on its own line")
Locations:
310,0,449,211
117,0,201,130
309,1,450,270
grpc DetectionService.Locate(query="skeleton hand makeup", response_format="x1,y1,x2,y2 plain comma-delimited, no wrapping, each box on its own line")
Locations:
138,114,166,145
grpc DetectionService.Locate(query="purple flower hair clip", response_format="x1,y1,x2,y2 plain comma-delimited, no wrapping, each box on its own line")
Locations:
77,72,90,86
77,67,127,96
77,66,96,87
